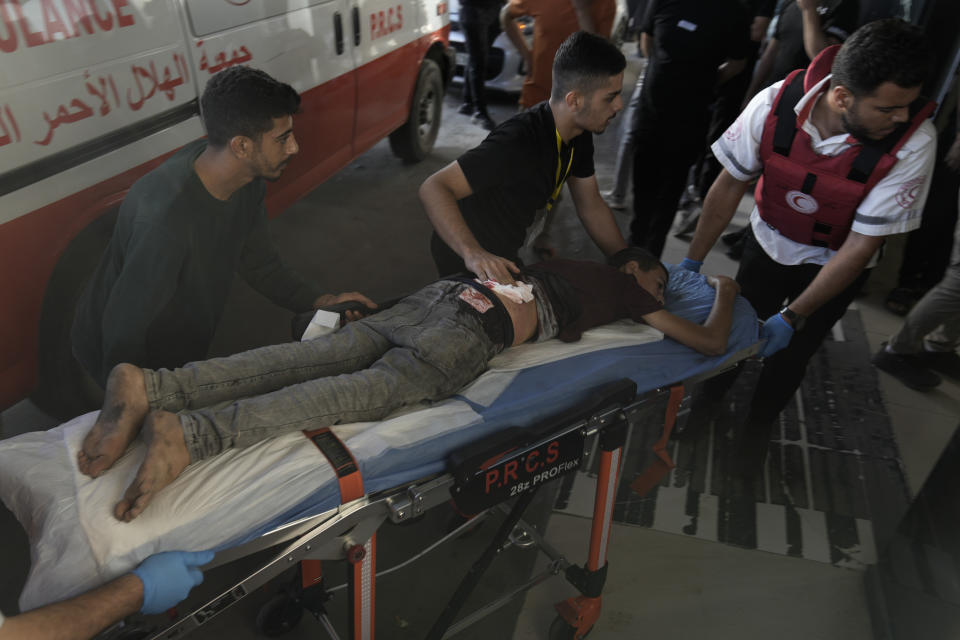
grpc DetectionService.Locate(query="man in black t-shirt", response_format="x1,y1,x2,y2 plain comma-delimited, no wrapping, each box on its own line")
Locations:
420,31,630,283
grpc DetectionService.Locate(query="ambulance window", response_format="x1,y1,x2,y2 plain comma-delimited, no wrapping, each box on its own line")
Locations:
186,0,331,37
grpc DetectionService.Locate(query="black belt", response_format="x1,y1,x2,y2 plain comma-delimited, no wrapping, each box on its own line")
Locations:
446,277,515,349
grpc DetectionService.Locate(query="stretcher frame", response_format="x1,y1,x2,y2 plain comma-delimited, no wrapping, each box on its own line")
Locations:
106,344,759,640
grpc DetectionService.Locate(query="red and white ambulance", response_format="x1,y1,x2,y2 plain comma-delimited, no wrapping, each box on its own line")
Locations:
0,0,452,412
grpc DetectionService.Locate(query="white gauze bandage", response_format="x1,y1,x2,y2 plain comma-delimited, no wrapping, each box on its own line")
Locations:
479,279,535,304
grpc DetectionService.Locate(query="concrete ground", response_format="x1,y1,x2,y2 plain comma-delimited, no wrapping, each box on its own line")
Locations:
2,49,958,639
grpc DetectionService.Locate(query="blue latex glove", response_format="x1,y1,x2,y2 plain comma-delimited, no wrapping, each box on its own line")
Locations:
760,313,794,357
133,550,215,614
680,258,703,273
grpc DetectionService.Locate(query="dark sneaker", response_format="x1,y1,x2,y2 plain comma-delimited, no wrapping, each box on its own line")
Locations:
918,350,960,379
457,103,475,116
872,345,942,390
473,112,496,131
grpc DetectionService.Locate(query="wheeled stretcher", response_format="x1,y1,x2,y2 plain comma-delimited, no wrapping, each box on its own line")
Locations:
0,267,760,639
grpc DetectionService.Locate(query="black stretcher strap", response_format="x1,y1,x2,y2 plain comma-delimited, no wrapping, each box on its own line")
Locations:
304,428,364,503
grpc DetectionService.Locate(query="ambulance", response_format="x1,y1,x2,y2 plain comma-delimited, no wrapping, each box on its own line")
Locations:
0,0,452,413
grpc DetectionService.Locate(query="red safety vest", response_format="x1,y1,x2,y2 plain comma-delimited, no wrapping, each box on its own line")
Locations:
755,45,935,250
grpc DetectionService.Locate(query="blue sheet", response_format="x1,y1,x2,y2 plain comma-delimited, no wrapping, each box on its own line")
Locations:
225,267,758,548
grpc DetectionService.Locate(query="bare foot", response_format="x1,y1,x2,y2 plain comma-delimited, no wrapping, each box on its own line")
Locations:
114,411,190,522
78,364,150,478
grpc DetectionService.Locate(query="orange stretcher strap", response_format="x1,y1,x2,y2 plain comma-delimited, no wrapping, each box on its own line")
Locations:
630,384,684,497
303,428,365,503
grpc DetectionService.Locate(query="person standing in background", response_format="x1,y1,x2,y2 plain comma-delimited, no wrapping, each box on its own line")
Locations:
674,0,777,237
884,76,960,315
458,0,505,131
501,0,616,110
744,0,860,110
627,0,752,257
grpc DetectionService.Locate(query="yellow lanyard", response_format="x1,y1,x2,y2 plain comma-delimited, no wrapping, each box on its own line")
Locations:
547,129,574,211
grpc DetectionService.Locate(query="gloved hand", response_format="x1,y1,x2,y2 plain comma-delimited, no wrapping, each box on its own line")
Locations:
679,258,703,273
133,550,215,614
760,313,794,357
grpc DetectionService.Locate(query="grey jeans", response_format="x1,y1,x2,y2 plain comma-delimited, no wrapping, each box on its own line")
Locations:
890,259,960,355
890,195,960,355
606,62,646,200
142,281,501,463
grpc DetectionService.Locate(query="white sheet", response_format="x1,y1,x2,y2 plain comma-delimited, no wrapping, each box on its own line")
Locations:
0,322,663,610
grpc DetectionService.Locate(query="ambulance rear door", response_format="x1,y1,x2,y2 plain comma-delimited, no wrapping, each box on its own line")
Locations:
350,0,423,153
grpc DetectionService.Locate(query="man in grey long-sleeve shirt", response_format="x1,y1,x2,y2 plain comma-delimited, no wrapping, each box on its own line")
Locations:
72,66,374,387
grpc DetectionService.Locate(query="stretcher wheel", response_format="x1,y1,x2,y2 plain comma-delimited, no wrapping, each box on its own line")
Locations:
549,615,593,640
256,593,304,637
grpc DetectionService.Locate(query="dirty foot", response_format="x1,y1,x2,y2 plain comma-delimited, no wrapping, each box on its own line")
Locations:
78,363,150,478
114,411,190,522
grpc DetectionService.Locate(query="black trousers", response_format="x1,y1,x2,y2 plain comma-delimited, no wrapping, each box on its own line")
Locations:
460,4,501,114
692,228,871,472
629,116,706,257
694,43,761,200
736,229,872,426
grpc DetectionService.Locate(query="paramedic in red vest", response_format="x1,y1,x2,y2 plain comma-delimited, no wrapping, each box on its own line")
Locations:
682,19,936,455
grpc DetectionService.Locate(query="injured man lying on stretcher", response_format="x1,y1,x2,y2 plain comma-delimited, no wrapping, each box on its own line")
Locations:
77,249,739,522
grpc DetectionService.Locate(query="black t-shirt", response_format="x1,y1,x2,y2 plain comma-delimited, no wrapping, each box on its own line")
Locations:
525,260,664,342
454,102,595,262
767,0,859,86
639,0,752,118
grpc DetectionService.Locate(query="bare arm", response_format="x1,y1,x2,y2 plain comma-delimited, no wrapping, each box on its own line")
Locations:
640,31,653,58
566,175,629,257
419,161,521,283
947,131,960,173
313,291,378,322
642,276,740,355
785,231,885,319
570,0,596,33
750,15,772,43
946,93,960,172
0,574,143,640
500,4,532,73
796,0,841,60
686,169,751,262
743,37,778,107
